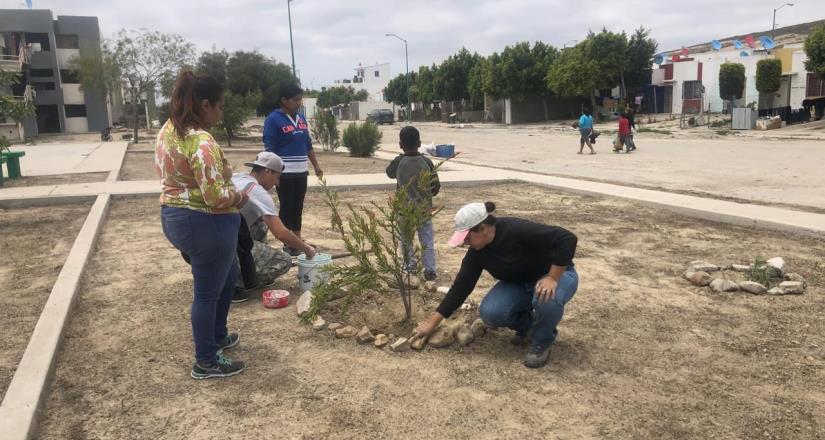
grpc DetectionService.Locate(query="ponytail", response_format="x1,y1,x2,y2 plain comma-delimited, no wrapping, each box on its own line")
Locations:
170,70,224,139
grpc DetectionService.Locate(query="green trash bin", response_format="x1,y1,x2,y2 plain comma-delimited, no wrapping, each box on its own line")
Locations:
1,151,25,179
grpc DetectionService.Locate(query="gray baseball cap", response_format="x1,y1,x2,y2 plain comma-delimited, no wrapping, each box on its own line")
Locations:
244,152,285,172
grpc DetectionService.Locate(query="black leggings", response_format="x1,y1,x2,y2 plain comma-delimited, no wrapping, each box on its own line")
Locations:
276,172,308,232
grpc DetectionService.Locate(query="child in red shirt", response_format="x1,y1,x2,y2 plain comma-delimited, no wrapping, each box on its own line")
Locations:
615,113,632,153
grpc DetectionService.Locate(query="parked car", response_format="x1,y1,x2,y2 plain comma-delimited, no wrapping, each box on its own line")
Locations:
366,109,394,125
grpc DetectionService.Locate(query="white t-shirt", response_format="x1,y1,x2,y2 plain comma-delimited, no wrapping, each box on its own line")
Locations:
231,173,278,226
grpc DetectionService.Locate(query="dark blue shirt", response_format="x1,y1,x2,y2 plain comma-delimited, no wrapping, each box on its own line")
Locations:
262,109,313,174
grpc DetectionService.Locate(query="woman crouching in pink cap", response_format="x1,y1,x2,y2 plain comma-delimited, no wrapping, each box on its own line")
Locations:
415,201,579,368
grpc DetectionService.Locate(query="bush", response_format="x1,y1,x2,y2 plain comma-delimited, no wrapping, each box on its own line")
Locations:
342,122,382,157
311,108,340,152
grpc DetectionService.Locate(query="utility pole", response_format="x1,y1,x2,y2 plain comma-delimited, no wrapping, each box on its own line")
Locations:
288,0,296,78
772,3,794,40
386,33,409,121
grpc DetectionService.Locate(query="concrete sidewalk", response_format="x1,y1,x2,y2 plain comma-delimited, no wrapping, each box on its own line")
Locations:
10,141,128,177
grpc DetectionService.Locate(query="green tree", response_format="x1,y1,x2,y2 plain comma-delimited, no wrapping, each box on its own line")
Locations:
385,72,416,107
225,51,295,115
804,24,825,76
316,86,368,108
196,49,229,84
719,62,746,110
196,50,260,146
434,48,482,103
756,58,782,109
467,57,490,110
484,42,558,117
110,29,196,142
68,41,120,96
547,44,602,119
0,71,35,151
625,27,658,88
547,31,627,121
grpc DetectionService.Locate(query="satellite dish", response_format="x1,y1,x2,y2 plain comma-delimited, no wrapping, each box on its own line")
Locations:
760,36,776,50
734,39,743,49
740,50,750,57
712,40,722,51
653,54,664,65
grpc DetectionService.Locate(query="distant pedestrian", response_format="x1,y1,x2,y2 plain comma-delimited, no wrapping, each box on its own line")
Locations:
577,109,596,154
616,112,632,153
626,105,638,152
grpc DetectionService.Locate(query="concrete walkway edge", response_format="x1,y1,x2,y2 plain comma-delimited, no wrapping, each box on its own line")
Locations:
0,194,111,440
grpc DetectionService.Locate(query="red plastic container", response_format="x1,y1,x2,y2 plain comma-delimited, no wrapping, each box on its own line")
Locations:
262,289,289,309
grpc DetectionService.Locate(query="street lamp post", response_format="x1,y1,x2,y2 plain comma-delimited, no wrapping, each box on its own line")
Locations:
772,3,794,40
385,33,410,121
287,0,296,78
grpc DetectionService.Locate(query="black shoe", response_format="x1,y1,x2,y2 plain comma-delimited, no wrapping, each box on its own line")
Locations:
218,333,239,351
424,271,437,281
524,342,552,368
232,287,250,303
190,353,245,379
283,246,302,257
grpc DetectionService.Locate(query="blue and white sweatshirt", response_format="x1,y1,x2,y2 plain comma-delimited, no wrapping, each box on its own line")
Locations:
263,109,312,174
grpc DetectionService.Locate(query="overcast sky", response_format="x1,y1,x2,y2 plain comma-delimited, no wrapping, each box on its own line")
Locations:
2,0,823,89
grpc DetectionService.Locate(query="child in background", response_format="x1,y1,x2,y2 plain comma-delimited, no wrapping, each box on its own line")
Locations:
385,126,441,281
616,113,632,153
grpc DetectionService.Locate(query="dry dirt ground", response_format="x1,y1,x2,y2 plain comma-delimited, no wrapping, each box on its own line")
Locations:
0,203,91,399
37,184,825,439
119,150,389,181
0,171,109,188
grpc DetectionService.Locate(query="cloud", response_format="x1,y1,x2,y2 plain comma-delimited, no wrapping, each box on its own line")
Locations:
2,0,822,89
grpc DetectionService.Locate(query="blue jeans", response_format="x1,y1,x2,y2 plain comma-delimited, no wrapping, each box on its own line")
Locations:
402,220,436,275
161,206,240,364
479,267,578,346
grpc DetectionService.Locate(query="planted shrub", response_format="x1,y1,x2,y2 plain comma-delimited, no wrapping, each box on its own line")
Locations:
342,122,382,157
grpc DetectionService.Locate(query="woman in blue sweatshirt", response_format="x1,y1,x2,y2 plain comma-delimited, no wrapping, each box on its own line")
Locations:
262,83,323,256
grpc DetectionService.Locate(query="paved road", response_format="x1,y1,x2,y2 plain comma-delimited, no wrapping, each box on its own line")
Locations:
377,123,825,210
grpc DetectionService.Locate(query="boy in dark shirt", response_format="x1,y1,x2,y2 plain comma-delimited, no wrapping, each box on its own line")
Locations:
386,126,441,281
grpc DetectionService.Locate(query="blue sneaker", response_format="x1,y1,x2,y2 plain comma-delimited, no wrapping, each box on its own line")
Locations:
218,333,239,351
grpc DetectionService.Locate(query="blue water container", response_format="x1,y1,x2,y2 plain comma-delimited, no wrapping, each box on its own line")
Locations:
435,144,455,158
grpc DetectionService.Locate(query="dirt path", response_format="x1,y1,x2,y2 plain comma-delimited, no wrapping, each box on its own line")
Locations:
0,203,91,399
119,151,389,181
0,172,108,188
38,185,825,439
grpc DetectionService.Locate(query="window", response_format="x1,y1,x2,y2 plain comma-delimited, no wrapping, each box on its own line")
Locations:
60,69,80,84
24,33,50,51
682,80,704,100
374,70,380,78
30,68,54,78
56,34,79,49
31,81,56,91
64,105,87,117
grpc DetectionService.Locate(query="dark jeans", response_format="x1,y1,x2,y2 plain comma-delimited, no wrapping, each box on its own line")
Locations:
236,216,258,289
478,266,579,346
276,172,308,232
161,205,240,364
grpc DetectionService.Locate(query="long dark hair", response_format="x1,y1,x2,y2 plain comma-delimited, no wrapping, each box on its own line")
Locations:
170,70,224,139
276,81,303,109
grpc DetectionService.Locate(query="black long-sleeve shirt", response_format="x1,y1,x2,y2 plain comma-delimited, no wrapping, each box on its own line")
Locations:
436,217,577,318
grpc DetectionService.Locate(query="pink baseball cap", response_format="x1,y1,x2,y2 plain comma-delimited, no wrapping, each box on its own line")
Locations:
448,202,489,247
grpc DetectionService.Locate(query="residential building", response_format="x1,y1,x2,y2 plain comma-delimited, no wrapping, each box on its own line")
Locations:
649,19,825,118
0,9,110,137
334,62,391,102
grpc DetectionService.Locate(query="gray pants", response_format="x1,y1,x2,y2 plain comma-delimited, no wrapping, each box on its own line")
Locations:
235,220,292,288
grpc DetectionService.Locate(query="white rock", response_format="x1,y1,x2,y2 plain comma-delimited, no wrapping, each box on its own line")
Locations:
390,337,411,352
328,322,344,331
374,334,389,348
295,290,313,316
428,326,455,348
689,260,720,273
738,281,767,295
779,281,804,295
436,286,450,295
455,325,475,346
312,316,327,330
356,326,375,343
783,273,807,287
460,301,475,311
335,326,358,338
470,318,486,338
687,271,713,287
710,278,738,293
766,257,785,272
730,264,752,272
410,335,427,350
767,287,784,295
